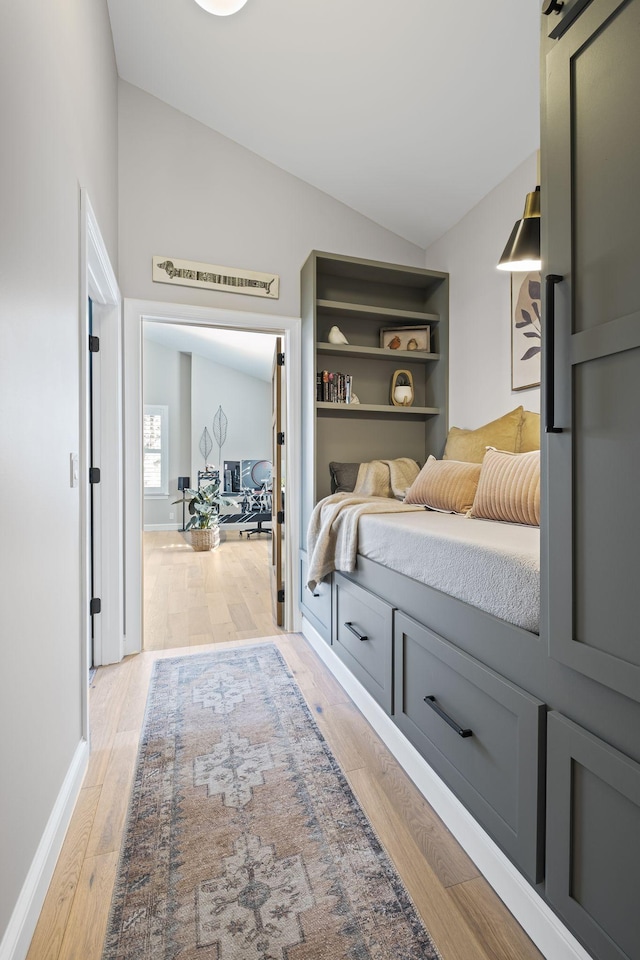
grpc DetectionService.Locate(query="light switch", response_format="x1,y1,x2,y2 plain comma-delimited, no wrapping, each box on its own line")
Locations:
70,453,79,488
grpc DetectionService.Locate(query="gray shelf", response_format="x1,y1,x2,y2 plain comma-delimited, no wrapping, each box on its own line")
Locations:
316,401,440,418
316,298,439,324
301,250,449,522
317,342,439,363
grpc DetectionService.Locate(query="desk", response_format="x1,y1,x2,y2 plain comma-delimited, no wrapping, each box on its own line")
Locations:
218,490,272,537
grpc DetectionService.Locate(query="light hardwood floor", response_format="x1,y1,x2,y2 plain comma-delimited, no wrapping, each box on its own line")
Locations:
143,528,286,648
26,532,543,960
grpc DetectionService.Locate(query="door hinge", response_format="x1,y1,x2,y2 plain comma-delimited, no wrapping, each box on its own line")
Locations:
89,467,101,484
277,588,285,604
90,597,101,616
89,335,100,353
277,510,285,525
277,431,285,446
277,352,285,366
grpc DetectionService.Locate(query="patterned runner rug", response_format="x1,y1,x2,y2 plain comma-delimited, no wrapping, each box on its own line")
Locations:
103,643,441,959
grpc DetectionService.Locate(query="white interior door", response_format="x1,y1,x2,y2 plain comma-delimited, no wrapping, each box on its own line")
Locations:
271,337,284,626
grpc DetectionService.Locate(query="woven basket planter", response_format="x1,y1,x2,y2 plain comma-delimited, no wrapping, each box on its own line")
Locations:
190,527,220,552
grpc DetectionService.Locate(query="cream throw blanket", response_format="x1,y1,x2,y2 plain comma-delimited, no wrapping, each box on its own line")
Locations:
306,458,424,591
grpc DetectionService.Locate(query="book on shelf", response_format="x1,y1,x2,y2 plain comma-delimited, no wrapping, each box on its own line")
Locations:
316,370,353,403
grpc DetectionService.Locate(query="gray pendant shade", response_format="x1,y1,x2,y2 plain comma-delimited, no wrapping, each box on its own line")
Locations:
497,186,541,271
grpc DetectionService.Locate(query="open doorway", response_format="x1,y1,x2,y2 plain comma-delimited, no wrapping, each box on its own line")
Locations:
122,298,301,659
141,321,283,650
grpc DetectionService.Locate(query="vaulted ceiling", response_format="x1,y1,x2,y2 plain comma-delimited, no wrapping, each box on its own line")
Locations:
107,0,540,250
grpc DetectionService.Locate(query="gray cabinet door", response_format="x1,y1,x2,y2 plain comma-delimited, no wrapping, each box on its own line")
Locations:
333,573,394,713
394,613,546,882
546,712,640,960
542,0,640,703
299,552,332,641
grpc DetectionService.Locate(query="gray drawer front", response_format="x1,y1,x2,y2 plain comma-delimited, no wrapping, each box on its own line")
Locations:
394,612,545,882
333,573,393,713
300,553,332,640
546,712,640,960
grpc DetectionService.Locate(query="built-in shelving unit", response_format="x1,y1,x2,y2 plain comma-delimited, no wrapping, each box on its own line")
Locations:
301,250,449,533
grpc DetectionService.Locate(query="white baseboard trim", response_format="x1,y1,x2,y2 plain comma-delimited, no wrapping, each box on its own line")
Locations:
143,523,182,531
301,617,592,960
0,739,89,960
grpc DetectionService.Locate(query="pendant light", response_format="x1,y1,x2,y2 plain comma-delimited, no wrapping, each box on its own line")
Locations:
193,0,248,15
497,186,541,271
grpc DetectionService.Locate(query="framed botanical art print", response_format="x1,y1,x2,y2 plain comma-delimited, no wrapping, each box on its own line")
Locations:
511,270,542,390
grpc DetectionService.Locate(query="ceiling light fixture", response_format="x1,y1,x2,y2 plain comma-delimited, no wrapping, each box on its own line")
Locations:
497,186,541,272
193,0,248,15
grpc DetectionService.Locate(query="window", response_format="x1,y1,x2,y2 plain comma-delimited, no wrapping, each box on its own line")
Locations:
143,405,168,496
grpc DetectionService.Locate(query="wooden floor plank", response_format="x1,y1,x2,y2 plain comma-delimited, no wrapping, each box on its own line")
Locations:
448,876,544,960
85,730,139,859
55,852,119,960
25,787,101,960
84,664,132,789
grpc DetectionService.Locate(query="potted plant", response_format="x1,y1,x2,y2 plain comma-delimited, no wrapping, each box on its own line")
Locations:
174,480,237,552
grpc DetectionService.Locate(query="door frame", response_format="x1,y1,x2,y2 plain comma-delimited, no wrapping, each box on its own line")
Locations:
122,297,302,656
80,192,123,691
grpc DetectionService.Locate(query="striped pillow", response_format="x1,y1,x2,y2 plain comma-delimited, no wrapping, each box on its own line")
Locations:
470,448,540,526
404,456,481,514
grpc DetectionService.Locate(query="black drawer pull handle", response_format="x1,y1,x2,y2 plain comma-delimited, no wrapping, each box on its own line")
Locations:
312,592,320,598
345,621,368,642
545,273,564,434
423,696,472,738
542,0,564,15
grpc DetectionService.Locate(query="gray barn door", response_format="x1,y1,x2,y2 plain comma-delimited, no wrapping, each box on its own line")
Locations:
543,0,640,703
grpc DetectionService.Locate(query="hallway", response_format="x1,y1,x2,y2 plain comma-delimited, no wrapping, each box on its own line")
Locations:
26,532,541,960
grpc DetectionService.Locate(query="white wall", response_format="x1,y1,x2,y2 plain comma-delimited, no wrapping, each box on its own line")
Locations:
142,337,192,527
118,82,425,316
0,0,118,949
191,354,271,486
424,153,540,430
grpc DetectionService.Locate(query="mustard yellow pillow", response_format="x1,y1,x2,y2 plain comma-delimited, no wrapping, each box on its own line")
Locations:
518,410,541,453
443,407,524,463
404,456,482,514
470,448,540,526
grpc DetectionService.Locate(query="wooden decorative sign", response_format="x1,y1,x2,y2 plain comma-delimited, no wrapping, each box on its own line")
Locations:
152,256,279,299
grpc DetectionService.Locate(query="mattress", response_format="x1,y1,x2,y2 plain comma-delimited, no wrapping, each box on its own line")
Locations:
357,511,540,633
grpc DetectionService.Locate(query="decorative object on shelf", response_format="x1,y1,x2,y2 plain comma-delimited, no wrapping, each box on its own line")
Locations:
199,427,213,467
497,186,541,272
381,326,430,352
390,370,415,407
212,405,228,471
153,255,279,299
172,479,237,551
193,0,248,14
350,394,360,405
328,325,349,344
511,271,542,390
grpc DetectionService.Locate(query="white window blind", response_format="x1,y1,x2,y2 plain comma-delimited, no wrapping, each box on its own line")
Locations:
143,404,168,496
